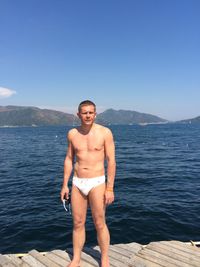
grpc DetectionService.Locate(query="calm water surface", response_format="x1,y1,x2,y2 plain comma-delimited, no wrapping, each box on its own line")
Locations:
0,124,200,253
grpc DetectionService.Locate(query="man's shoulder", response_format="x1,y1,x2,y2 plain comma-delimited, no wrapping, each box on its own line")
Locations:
67,127,78,139
95,124,112,135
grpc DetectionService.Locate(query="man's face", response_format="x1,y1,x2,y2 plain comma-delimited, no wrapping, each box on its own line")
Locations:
78,105,96,125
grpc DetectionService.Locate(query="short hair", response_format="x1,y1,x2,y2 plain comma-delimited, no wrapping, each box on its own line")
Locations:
78,100,96,112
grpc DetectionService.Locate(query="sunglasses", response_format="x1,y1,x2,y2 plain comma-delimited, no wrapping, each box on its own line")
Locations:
62,193,71,214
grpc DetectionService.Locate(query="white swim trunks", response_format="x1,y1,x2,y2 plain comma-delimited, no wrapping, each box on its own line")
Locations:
72,175,105,196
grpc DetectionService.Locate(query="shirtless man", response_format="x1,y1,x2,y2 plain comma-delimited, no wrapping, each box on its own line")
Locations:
60,100,116,267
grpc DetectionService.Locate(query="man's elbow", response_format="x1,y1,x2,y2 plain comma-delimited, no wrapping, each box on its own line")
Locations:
64,156,73,166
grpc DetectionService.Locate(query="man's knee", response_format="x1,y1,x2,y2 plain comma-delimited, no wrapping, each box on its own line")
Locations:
73,217,85,230
93,215,106,231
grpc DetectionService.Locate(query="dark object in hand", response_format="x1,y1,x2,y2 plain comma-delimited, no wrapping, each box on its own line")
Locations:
64,192,71,204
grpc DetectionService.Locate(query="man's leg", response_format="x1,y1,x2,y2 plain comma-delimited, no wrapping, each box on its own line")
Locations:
89,183,110,267
68,185,88,267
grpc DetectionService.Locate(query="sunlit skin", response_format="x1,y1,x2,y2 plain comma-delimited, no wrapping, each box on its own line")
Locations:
61,103,116,267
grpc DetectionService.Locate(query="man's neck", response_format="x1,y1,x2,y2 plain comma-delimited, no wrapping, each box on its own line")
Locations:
80,123,95,134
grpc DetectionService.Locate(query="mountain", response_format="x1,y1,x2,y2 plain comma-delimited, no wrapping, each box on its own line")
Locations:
0,105,167,126
96,109,167,125
0,106,78,126
177,116,200,124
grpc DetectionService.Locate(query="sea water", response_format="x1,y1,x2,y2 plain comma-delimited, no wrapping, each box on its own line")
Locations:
0,124,200,253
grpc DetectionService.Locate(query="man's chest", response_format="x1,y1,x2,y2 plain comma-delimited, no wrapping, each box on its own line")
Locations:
72,134,104,152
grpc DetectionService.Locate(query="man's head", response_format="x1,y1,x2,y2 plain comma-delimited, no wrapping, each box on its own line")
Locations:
78,100,96,113
77,100,96,126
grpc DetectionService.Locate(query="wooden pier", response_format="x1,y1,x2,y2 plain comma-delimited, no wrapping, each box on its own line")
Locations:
1,240,200,267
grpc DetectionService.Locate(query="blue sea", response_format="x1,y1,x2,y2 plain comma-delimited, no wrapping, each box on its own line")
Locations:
0,124,200,254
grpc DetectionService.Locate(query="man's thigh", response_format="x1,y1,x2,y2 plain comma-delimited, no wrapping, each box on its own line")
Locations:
88,183,106,222
71,185,88,222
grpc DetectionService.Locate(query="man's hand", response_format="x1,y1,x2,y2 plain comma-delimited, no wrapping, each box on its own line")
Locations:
60,186,70,201
105,190,114,205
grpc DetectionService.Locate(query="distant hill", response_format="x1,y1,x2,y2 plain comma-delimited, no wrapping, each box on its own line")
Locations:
0,106,78,126
178,116,200,124
0,105,167,126
96,108,167,125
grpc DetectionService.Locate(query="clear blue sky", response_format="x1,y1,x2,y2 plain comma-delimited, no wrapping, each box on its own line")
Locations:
0,0,199,121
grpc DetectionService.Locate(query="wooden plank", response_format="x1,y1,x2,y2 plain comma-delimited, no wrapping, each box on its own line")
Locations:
116,243,142,253
133,254,164,267
126,242,143,251
81,252,100,267
160,241,200,261
4,254,30,266
67,248,99,266
160,241,200,257
28,250,60,267
146,242,200,267
51,250,96,267
138,247,192,267
170,241,200,252
94,245,131,265
83,247,128,267
94,242,143,255
133,252,179,267
51,250,71,262
109,245,133,257
4,254,32,267
17,262,31,267
1,263,16,267
45,252,69,266
21,255,46,267
113,243,142,255
80,251,100,267
0,254,17,267
4,255,23,266
107,248,131,266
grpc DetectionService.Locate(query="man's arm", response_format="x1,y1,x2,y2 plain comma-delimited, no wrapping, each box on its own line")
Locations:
60,131,74,201
104,128,116,204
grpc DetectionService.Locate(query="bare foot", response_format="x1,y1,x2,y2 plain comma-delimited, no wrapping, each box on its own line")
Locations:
67,259,80,267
